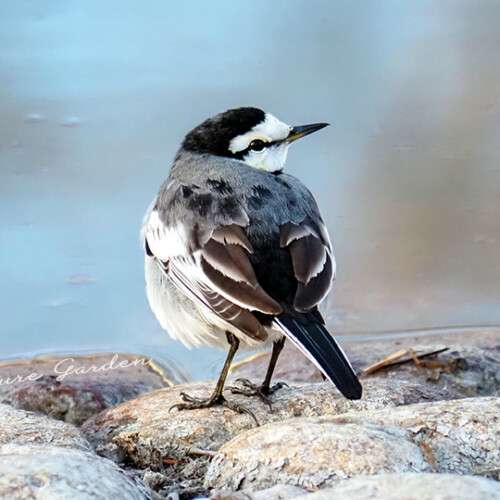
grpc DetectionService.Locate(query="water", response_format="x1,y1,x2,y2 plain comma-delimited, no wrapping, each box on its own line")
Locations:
1,1,500,379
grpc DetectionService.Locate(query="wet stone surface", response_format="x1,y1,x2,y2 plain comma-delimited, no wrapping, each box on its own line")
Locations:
0,336,499,499
205,397,499,490
291,473,500,500
0,352,181,425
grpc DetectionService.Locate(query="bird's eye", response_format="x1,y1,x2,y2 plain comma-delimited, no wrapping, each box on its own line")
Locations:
249,139,266,151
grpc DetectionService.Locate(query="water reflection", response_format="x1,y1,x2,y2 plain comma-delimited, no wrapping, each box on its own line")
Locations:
1,1,499,378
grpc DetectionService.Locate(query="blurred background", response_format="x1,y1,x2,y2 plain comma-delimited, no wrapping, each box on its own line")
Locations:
1,1,499,379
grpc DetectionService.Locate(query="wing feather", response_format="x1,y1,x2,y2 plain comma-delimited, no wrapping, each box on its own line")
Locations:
280,218,335,312
168,260,267,340
201,239,258,285
200,255,282,314
143,184,282,341
212,224,253,252
289,235,327,284
144,179,335,338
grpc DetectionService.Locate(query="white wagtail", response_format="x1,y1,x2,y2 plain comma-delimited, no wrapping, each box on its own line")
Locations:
142,107,362,417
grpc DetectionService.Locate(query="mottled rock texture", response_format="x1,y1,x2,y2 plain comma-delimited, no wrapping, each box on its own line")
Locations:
332,396,500,478
293,473,500,500
0,404,151,499
81,373,473,471
0,403,90,451
0,444,149,500
210,484,306,499
0,352,180,425
205,420,430,490
233,340,500,398
205,397,499,490
2,334,498,499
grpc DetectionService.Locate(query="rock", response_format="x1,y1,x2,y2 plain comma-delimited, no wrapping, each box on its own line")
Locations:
81,375,457,469
82,381,396,498
0,444,149,499
357,343,500,399
80,337,499,498
141,455,213,499
205,420,430,490
0,352,182,425
211,484,307,499
233,341,500,398
0,403,151,498
294,473,500,500
0,403,90,451
205,397,499,490
329,396,500,478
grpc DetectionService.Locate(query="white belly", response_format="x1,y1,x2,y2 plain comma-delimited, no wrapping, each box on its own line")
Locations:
145,257,282,350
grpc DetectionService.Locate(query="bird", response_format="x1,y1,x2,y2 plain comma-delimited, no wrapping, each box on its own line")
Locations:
142,107,362,418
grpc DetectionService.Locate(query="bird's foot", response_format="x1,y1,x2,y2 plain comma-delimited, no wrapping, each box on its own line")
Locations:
229,378,288,410
169,391,258,425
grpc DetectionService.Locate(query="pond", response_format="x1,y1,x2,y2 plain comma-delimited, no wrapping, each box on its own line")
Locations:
1,1,499,379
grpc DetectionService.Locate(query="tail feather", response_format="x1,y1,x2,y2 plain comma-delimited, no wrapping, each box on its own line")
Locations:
275,313,362,400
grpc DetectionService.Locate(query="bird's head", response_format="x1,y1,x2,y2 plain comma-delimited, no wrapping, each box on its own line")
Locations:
181,107,329,173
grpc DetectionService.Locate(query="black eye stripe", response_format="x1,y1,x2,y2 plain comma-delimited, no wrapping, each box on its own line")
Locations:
245,138,283,153
230,138,285,160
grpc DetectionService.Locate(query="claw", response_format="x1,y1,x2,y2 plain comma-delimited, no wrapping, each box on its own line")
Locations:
235,377,251,384
169,391,259,425
179,392,201,404
229,385,273,410
222,399,259,425
270,381,289,392
228,379,289,410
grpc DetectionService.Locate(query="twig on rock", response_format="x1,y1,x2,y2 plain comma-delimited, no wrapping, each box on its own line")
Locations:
360,349,409,376
186,447,217,458
388,347,450,369
361,347,450,377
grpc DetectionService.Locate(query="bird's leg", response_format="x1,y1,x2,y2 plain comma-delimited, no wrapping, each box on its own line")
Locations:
170,332,258,424
230,336,288,409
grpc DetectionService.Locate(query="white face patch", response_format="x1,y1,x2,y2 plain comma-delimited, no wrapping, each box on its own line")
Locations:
243,142,289,172
229,113,292,172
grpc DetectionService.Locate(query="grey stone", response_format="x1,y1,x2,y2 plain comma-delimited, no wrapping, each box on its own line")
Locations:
211,484,307,499
0,352,182,425
205,420,430,490
81,374,467,470
79,337,500,498
205,397,499,491
328,396,500,478
0,403,90,451
233,341,500,399
0,444,149,499
294,473,500,500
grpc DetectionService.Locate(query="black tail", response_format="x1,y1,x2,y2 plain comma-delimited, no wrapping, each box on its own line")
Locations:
276,313,362,400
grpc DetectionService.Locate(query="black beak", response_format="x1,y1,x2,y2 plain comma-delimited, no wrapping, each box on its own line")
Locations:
286,123,329,143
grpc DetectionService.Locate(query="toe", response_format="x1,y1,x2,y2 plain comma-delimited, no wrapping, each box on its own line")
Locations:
180,392,201,403
269,381,289,393
235,378,258,390
169,403,184,412
222,400,259,426
235,378,250,384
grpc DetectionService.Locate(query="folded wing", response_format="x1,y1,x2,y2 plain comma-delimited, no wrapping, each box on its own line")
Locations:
280,217,336,312
143,181,281,341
